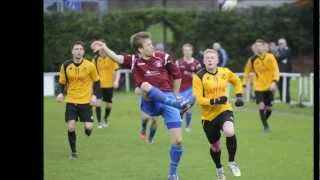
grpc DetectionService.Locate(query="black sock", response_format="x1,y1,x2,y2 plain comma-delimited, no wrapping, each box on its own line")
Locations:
226,135,237,162
68,131,76,153
265,109,272,120
180,112,183,119
85,128,92,136
95,107,101,123
104,108,111,122
259,110,268,128
210,148,222,168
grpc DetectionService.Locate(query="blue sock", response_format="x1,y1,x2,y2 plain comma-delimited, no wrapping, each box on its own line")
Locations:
185,112,192,128
169,144,183,175
141,118,147,132
147,87,178,107
149,127,157,141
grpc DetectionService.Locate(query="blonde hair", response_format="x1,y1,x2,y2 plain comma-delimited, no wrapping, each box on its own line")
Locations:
203,48,218,56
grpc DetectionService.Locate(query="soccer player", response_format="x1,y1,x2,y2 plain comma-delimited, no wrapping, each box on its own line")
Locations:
56,41,101,159
242,39,280,132
193,49,244,180
93,32,190,180
91,39,120,128
175,43,202,132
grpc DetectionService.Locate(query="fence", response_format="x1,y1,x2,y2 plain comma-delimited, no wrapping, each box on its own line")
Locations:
44,71,314,106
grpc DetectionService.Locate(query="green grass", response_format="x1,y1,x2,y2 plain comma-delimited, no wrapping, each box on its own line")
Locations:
44,92,313,180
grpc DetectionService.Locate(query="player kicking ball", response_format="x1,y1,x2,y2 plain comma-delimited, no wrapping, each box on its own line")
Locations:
92,32,193,180
193,49,244,180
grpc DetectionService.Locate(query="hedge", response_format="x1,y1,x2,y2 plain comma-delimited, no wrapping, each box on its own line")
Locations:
44,4,313,72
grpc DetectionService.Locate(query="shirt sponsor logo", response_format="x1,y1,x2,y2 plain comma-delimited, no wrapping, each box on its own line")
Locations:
145,70,161,76
137,63,146,66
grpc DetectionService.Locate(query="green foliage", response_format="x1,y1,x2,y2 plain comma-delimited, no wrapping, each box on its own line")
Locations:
44,5,313,72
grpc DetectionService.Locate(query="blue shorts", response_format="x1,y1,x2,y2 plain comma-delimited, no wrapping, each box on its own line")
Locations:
180,87,195,106
140,92,182,129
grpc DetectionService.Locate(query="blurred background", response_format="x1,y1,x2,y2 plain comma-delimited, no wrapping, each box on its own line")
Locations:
43,0,314,106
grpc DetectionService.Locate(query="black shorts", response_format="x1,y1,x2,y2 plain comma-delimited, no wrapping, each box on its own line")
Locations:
102,88,113,103
255,90,273,106
202,111,234,144
65,103,93,122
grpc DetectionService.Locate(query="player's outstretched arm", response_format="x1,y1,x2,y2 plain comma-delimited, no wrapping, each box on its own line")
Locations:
93,41,125,64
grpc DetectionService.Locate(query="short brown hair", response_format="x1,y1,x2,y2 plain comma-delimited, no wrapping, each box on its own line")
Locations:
130,32,152,51
203,48,218,56
72,40,84,49
182,43,193,50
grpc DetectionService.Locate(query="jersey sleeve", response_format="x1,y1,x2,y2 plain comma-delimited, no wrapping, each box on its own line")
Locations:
242,59,252,86
165,54,181,80
192,74,211,105
89,63,100,81
226,68,243,96
269,54,280,82
122,54,133,68
58,64,66,84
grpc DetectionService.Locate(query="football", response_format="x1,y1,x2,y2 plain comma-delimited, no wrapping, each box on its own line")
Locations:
221,0,238,11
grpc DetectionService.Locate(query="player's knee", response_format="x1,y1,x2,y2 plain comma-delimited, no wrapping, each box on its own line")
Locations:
174,139,183,146
85,122,93,130
106,103,112,109
150,120,157,128
141,82,152,91
259,102,265,109
211,141,221,152
222,121,235,137
67,121,76,131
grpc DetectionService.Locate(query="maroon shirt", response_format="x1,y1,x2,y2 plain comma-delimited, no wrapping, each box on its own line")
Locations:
175,58,202,92
123,51,181,92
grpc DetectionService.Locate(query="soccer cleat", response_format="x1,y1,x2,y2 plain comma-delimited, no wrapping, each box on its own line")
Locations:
102,121,109,128
263,126,271,133
147,138,154,144
216,167,226,180
97,123,103,128
70,152,77,160
179,99,193,114
228,161,241,177
185,127,191,133
167,174,179,180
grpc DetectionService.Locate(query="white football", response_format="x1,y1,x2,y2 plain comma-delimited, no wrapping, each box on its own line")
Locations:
222,0,238,11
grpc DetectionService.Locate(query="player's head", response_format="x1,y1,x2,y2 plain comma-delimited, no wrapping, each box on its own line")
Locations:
254,39,265,54
278,38,287,49
182,43,193,58
72,41,85,60
130,31,154,57
203,49,219,71
269,41,277,51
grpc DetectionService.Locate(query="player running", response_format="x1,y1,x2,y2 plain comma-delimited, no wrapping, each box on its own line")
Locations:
175,43,202,132
92,32,192,180
193,49,244,180
242,39,280,132
56,41,101,160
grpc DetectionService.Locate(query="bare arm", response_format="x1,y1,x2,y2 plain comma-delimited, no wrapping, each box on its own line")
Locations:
93,41,125,64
